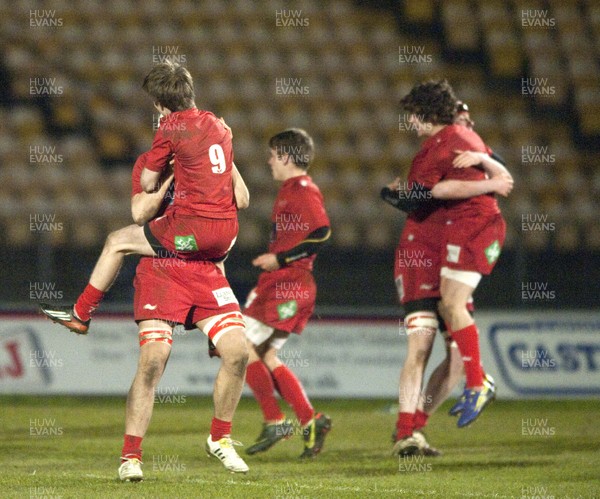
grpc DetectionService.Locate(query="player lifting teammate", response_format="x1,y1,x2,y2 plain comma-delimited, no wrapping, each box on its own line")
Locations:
241,129,332,458
40,61,241,333
382,84,513,455
118,151,251,480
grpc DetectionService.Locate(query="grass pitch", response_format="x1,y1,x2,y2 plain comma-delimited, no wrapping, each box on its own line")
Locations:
1,396,599,498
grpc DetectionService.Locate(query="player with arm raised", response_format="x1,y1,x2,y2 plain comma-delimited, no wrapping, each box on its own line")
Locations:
40,61,240,333
118,154,251,481
240,129,332,459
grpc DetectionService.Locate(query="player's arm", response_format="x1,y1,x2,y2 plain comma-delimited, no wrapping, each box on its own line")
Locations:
140,168,163,193
131,173,174,225
252,226,331,271
232,163,250,210
452,150,513,181
431,175,513,199
139,129,173,192
380,177,439,214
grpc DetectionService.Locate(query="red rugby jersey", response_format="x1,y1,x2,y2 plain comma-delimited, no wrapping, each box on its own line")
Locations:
269,175,330,271
410,124,500,221
137,108,237,219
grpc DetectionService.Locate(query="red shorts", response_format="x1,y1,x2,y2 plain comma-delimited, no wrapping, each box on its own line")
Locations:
394,218,444,305
145,212,238,261
243,266,316,334
442,213,506,275
133,257,240,328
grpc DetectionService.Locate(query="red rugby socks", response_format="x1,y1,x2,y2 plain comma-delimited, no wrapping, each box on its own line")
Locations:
395,412,415,440
414,409,429,431
272,365,313,427
74,283,105,322
210,417,232,441
121,434,143,462
246,361,285,422
450,323,484,388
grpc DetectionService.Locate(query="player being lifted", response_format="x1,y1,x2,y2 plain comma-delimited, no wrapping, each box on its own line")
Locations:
119,148,251,480
382,86,512,455
40,61,241,333
240,129,332,458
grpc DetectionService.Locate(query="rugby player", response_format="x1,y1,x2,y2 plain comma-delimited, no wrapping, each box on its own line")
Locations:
241,129,332,458
383,88,512,455
118,148,251,480
41,61,239,333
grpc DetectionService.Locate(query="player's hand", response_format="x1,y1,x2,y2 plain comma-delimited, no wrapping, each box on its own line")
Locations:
166,157,175,173
252,253,280,271
489,174,514,197
452,150,485,169
156,173,175,195
386,177,402,191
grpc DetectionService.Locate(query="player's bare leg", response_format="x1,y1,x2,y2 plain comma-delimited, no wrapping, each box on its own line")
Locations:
197,319,249,473
89,224,156,291
40,224,157,334
119,320,172,481
439,278,475,333
392,319,435,456
439,276,495,427
125,331,171,437
421,339,463,415
207,327,248,422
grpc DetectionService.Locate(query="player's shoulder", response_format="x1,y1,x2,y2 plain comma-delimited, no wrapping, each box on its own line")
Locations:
448,124,486,149
196,108,217,120
289,175,322,194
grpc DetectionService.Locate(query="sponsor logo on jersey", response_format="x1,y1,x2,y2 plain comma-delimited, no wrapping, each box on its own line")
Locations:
143,304,158,311
174,235,199,251
446,244,461,263
484,240,501,264
212,288,238,307
277,300,298,320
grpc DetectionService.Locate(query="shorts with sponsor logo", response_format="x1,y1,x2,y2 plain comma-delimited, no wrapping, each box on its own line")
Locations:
145,212,238,261
394,218,444,305
133,257,240,327
442,213,506,275
243,266,316,334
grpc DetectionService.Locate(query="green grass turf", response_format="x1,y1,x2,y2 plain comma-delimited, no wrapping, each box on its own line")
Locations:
1,396,599,498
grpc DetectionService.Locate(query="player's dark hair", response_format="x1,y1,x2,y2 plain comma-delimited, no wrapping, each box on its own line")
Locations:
142,61,195,112
400,79,457,125
269,128,315,169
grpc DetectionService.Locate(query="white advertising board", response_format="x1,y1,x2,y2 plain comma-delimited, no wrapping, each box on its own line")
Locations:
0,311,598,398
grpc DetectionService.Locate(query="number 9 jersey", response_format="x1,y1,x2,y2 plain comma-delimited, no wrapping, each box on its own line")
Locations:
135,108,238,260
138,108,237,219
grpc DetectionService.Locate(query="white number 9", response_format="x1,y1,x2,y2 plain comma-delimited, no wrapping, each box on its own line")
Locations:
209,144,226,174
